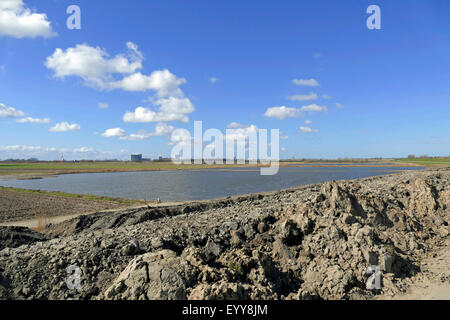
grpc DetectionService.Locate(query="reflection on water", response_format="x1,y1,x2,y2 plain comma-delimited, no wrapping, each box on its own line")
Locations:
0,167,424,202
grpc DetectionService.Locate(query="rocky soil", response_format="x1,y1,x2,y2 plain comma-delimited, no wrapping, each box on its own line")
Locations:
0,168,448,300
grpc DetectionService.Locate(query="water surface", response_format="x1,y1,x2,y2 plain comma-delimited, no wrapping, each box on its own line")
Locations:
0,166,424,202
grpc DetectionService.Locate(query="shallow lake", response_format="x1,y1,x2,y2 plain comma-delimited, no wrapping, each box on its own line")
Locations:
0,166,424,202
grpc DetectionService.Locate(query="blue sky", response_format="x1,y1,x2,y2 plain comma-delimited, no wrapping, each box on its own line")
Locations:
0,0,449,160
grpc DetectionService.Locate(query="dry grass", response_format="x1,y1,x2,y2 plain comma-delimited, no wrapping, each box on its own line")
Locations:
33,210,50,232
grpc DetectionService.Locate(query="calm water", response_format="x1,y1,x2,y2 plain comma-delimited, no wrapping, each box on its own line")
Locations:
0,167,424,202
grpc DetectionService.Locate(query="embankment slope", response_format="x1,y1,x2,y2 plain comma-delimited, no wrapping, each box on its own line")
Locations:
0,168,448,300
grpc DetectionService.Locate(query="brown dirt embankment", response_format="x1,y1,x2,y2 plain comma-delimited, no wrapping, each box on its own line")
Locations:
0,187,144,224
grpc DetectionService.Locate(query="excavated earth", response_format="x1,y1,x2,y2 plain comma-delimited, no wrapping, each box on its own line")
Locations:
0,168,448,300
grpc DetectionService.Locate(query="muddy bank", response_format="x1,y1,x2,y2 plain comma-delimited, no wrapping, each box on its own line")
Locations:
0,187,144,224
0,168,448,300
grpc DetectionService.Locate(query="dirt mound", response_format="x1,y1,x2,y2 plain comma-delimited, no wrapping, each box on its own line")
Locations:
0,226,48,251
0,168,448,300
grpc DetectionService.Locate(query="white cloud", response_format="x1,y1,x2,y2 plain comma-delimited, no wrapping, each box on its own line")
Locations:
0,102,24,118
0,0,56,38
265,104,327,120
101,127,126,138
45,43,187,99
109,69,186,97
264,106,301,120
0,144,131,160
227,122,247,129
225,124,259,148
123,97,194,123
304,120,312,125
287,93,318,101
209,77,218,84
0,145,44,152
46,43,195,123
299,126,318,133
292,78,319,87
152,122,175,136
336,103,343,109
102,123,174,141
120,132,150,141
281,147,287,152
169,128,193,147
49,122,80,132
300,104,327,113
45,43,143,89
73,147,94,153
98,102,109,109
16,117,50,124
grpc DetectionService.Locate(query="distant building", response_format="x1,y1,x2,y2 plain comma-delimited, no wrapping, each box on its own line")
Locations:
131,154,142,162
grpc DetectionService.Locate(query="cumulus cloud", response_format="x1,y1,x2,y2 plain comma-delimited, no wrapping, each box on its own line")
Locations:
265,104,327,120
169,128,192,145
0,0,56,38
45,43,143,89
102,123,175,141
226,122,248,129
299,126,318,133
0,102,24,118
264,106,301,120
98,102,109,109
225,124,259,149
123,97,195,123
101,128,126,138
292,78,319,87
110,69,186,97
73,147,94,153
287,93,318,101
46,43,195,123
209,77,218,84
304,120,312,125
152,122,175,136
336,103,343,109
45,43,187,98
49,122,80,132
300,104,327,113
16,117,50,124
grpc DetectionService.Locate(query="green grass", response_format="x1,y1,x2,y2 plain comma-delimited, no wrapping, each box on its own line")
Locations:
228,261,242,274
396,158,450,167
0,186,148,205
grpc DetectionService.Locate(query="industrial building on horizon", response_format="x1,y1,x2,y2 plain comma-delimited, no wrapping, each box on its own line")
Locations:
130,154,142,162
